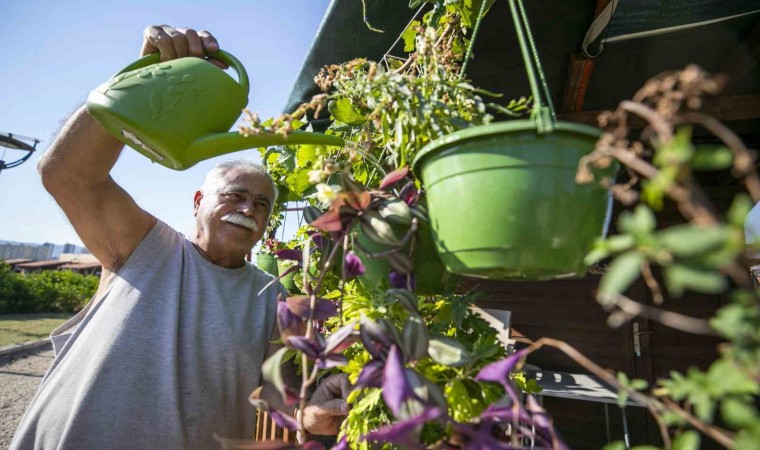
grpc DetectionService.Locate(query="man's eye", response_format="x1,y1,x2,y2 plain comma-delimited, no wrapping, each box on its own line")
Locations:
255,201,269,211
226,193,243,201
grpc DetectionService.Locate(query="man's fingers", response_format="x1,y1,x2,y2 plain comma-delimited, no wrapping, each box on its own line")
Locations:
141,25,176,61
197,30,219,53
163,26,189,59
197,30,228,69
307,398,349,417
178,28,204,58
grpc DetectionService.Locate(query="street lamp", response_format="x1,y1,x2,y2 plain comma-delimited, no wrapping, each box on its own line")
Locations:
0,132,40,176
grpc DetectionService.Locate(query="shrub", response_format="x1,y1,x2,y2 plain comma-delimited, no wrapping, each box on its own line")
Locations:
0,263,98,313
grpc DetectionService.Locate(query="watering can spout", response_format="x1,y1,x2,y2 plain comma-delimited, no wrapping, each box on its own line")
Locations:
187,131,344,168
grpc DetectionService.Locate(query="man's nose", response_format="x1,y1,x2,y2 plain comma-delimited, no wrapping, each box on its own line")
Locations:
240,201,256,217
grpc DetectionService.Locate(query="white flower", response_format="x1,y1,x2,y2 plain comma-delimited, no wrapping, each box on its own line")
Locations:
316,184,342,204
308,169,324,184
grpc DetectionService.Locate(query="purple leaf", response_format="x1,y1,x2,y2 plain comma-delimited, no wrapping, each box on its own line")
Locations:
277,301,304,340
354,360,384,390
310,208,344,232
330,437,349,450
274,249,303,261
343,251,366,278
317,354,348,369
451,423,513,450
379,166,409,190
389,271,415,290
474,350,527,391
286,296,339,321
382,345,420,417
308,231,327,249
324,322,357,355
270,410,299,431
359,316,393,359
399,181,419,206
287,336,321,359
362,407,442,448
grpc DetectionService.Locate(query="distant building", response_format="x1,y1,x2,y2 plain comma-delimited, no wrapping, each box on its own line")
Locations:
0,242,54,261
14,259,68,274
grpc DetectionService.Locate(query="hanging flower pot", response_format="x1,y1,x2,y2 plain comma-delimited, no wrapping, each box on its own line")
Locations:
412,120,614,280
411,0,616,280
256,253,279,276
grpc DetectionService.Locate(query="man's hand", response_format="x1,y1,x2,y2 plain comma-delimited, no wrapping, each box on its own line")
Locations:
301,373,351,436
140,25,228,69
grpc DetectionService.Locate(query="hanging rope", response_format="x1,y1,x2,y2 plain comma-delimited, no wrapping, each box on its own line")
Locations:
459,0,490,79
514,0,556,122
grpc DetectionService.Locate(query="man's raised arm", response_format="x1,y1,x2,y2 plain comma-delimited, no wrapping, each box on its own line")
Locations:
38,25,225,271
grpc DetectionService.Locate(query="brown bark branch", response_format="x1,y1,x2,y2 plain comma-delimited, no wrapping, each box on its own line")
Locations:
521,338,735,448
605,293,716,336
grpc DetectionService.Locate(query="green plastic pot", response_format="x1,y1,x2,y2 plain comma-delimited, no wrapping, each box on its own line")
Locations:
277,260,299,293
354,219,458,294
256,253,279,276
411,120,615,280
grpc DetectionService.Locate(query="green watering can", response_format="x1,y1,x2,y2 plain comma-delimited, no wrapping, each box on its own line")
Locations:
86,50,343,170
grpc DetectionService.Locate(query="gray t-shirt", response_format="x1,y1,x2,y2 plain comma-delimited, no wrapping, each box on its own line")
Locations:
10,220,285,450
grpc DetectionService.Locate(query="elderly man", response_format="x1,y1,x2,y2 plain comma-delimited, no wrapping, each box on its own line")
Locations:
10,26,346,450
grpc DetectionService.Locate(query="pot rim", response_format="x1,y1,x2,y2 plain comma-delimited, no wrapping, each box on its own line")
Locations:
411,119,603,176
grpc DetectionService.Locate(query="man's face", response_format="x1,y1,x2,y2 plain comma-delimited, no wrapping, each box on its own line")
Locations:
193,168,274,254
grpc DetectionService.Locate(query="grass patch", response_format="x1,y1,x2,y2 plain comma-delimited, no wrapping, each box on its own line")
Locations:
0,313,73,347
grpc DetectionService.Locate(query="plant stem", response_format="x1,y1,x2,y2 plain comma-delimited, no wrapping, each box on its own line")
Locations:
522,338,735,448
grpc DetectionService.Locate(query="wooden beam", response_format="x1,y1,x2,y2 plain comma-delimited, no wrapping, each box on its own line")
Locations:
559,0,611,113
558,94,760,127
560,53,596,113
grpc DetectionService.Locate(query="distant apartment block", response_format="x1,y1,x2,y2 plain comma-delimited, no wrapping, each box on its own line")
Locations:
0,242,55,261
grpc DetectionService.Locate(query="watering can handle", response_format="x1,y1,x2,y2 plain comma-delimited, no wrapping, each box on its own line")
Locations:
112,50,250,97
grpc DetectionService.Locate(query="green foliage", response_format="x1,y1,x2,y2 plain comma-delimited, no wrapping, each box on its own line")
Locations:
0,263,97,313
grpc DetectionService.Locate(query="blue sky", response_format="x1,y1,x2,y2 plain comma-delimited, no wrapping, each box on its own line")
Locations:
0,0,332,248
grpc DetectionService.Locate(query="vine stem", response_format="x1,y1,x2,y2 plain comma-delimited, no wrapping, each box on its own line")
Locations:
295,226,350,443
521,338,735,448
602,293,715,335
679,112,760,203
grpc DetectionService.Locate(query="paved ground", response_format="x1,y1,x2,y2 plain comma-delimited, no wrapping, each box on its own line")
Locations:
0,345,53,448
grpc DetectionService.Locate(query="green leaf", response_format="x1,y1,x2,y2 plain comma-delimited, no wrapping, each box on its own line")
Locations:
672,430,700,450
618,205,656,237
707,359,759,396
599,252,643,297
285,170,311,198
360,210,401,246
727,193,753,228
261,347,289,399
378,200,412,225
402,315,429,361
428,336,473,367
387,288,418,312
445,379,489,422
734,429,760,450
401,20,421,52
409,0,424,8
664,264,727,297
295,145,319,169
601,442,626,450
328,98,366,126
655,225,729,258
721,398,758,429
691,145,733,171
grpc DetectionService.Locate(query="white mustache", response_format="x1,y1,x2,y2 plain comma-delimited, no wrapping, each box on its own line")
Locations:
221,213,259,232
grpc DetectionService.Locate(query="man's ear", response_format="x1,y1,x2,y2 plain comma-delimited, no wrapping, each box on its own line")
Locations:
193,191,203,216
